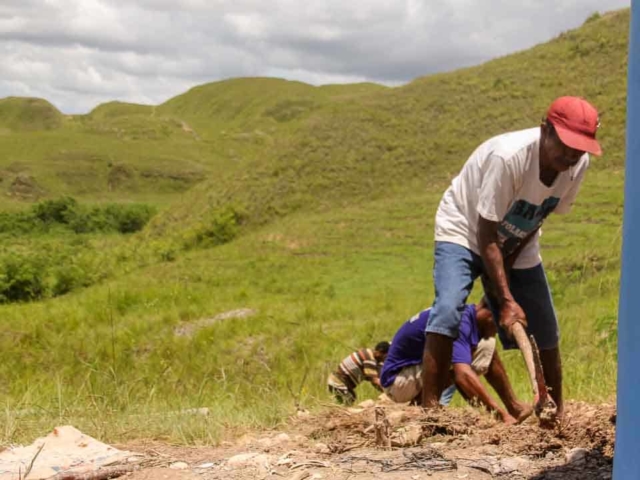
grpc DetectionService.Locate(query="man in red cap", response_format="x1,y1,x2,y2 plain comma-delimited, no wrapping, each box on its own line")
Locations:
421,97,602,421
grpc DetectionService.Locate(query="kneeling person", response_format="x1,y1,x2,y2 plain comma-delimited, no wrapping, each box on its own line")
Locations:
380,303,531,424
327,342,390,405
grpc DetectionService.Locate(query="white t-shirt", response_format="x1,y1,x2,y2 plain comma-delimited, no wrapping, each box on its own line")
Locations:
434,128,589,269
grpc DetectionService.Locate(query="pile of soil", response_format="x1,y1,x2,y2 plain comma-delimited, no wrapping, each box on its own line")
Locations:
118,400,615,480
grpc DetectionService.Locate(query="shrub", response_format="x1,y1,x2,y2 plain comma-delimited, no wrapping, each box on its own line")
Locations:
0,255,49,303
24,198,157,235
32,196,79,225
104,204,156,234
189,206,244,248
51,262,94,297
585,12,601,24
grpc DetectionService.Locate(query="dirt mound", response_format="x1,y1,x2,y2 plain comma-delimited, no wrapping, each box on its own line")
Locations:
7,174,45,199
108,163,136,191
300,401,614,455
118,400,615,479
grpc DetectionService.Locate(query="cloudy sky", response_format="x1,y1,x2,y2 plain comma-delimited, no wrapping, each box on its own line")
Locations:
0,0,631,113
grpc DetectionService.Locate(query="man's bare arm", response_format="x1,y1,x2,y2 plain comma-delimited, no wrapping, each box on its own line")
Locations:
369,376,383,392
477,217,527,332
453,363,515,424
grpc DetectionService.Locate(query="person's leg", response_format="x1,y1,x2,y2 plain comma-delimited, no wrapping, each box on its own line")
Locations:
328,375,356,405
504,264,563,417
470,337,496,376
422,242,483,407
484,350,533,423
386,365,422,404
328,385,345,404
539,347,562,417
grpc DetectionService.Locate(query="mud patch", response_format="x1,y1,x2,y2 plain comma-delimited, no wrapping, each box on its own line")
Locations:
174,308,257,337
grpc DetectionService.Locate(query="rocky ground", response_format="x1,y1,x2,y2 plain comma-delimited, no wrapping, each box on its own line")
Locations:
115,399,615,480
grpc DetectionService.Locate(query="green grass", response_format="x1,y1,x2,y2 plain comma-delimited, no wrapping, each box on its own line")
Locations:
0,9,629,444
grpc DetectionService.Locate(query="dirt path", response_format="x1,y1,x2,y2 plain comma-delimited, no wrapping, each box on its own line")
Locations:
120,400,615,480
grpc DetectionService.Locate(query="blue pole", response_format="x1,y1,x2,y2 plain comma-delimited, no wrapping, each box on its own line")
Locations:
614,3,640,479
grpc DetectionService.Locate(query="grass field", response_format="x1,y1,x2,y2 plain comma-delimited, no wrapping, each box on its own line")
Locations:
0,9,628,444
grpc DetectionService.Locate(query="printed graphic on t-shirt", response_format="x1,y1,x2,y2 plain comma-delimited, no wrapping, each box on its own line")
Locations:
498,197,560,256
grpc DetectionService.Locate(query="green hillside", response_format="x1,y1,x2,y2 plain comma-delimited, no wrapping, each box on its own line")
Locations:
149,9,628,241
0,9,628,445
0,97,64,132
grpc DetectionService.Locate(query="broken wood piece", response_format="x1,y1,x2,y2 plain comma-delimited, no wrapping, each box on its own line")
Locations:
374,407,391,449
48,465,137,480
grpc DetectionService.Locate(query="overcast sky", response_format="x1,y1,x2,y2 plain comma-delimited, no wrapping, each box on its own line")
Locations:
0,0,631,113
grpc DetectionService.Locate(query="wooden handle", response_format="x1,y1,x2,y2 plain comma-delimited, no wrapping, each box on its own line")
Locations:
510,322,539,399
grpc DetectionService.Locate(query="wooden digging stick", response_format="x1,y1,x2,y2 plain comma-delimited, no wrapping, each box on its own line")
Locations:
511,322,558,422
510,322,539,401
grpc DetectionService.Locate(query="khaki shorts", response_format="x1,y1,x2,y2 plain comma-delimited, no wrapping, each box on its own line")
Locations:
383,337,496,404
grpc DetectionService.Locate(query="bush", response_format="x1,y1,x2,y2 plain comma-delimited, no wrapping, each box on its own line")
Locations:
104,204,156,234
7,197,159,235
188,206,244,248
51,262,94,297
585,12,601,24
32,196,79,224
0,255,49,303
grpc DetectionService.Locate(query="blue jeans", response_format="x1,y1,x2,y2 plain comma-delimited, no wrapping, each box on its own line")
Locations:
426,241,559,350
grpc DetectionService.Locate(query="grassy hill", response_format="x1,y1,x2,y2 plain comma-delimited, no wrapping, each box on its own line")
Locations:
0,9,629,444
148,9,628,241
0,97,64,132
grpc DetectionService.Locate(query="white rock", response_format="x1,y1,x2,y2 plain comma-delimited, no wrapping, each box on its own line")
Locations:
391,424,423,447
358,400,375,408
314,443,331,454
566,447,588,464
387,410,407,426
292,434,309,445
275,433,291,443
498,456,530,473
227,452,271,468
290,472,311,480
169,462,189,470
237,434,255,446
311,474,324,480
257,438,274,448
195,463,214,469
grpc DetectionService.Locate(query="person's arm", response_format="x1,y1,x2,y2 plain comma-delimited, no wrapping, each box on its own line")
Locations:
481,224,539,291
478,217,527,333
369,376,383,391
453,363,516,424
363,354,384,392
475,154,529,333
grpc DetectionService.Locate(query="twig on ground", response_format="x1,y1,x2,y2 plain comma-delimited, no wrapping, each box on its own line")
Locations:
22,442,45,480
48,465,138,480
289,460,330,470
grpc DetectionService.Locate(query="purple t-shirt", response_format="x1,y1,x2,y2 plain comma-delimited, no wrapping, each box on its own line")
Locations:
380,305,479,388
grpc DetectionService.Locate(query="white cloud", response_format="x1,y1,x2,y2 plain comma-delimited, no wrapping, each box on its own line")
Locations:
0,0,630,113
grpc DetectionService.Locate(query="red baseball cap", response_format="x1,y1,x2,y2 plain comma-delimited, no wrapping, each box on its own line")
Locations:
546,96,602,156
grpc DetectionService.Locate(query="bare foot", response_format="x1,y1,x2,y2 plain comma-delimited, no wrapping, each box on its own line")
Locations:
501,412,519,425
509,401,534,424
